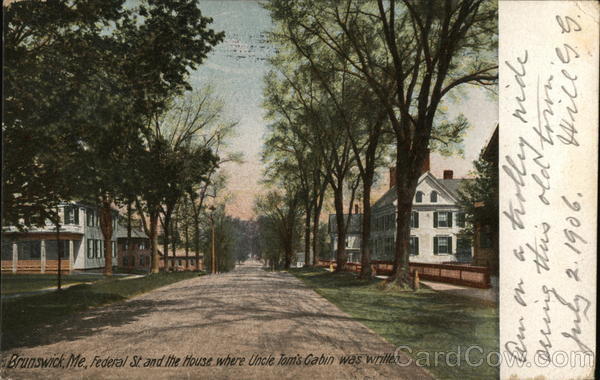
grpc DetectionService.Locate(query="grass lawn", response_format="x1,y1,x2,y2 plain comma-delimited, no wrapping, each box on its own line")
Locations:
290,267,498,380
1,271,200,350
1,273,107,295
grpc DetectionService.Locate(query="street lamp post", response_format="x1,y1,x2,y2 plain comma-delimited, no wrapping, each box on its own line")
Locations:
209,205,216,274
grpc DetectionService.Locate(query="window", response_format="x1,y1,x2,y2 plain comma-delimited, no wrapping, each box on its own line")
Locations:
100,240,104,258
139,241,146,250
112,241,117,257
385,237,394,257
64,206,79,225
45,240,69,259
1,240,13,260
410,211,419,228
93,240,99,258
457,212,466,228
409,236,419,256
434,211,453,228
87,239,93,258
86,209,95,227
415,191,423,203
434,236,452,255
17,241,41,259
430,191,438,203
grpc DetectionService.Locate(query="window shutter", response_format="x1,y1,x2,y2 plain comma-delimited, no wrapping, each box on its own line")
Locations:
415,212,419,228
433,212,438,228
433,237,439,254
448,237,453,254
448,212,453,227
415,237,419,255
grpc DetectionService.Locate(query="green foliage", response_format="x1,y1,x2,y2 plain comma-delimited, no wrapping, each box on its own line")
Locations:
228,219,259,263
265,0,498,280
457,153,498,238
255,190,303,269
202,207,237,273
3,0,129,227
2,0,224,229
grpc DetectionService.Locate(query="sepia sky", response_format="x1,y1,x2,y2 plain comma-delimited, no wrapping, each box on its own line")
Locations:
191,0,498,220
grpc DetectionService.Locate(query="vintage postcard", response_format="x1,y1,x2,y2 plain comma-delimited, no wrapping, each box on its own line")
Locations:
1,1,597,379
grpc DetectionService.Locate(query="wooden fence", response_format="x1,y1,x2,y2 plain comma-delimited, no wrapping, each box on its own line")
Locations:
317,259,490,289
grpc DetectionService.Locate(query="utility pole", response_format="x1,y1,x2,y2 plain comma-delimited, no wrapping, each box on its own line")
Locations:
209,205,216,274
55,206,62,291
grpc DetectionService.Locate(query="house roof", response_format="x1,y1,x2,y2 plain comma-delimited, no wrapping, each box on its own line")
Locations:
372,186,397,209
372,172,471,209
328,214,362,234
482,125,499,163
116,223,148,239
439,178,470,199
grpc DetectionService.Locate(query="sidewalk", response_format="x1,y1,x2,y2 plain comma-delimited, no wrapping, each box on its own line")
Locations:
420,280,498,304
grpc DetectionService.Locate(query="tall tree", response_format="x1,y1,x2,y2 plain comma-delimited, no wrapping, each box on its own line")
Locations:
267,18,393,276
263,61,361,272
457,147,498,274
3,0,127,229
267,0,497,285
3,0,225,276
153,88,238,269
254,188,302,270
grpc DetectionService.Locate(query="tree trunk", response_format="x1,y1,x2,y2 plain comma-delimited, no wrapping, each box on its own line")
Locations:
304,203,312,267
149,209,160,274
126,202,132,268
184,219,190,270
162,211,171,271
99,197,113,276
284,240,293,270
333,188,347,272
311,207,320,266
193,209,200,271
389,150,421,286
311,186,325,266
171,217,177,257
359,176,373,279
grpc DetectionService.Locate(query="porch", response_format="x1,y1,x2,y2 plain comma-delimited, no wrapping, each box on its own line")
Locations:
1,234,80,274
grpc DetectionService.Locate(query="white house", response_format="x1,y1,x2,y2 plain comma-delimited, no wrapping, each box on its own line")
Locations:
371,169,472,264
1,202,119,273
328,213,362,263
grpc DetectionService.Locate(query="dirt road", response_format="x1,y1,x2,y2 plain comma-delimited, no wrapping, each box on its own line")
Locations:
2,261,433,379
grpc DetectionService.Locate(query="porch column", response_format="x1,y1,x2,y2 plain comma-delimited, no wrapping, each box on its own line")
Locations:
12,241,17,273
41,240,46,273
69,240,74,273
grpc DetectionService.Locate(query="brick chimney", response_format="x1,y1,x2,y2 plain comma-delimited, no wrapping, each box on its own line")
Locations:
421,151,430,174
443,170,454,179
389,167,396,189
